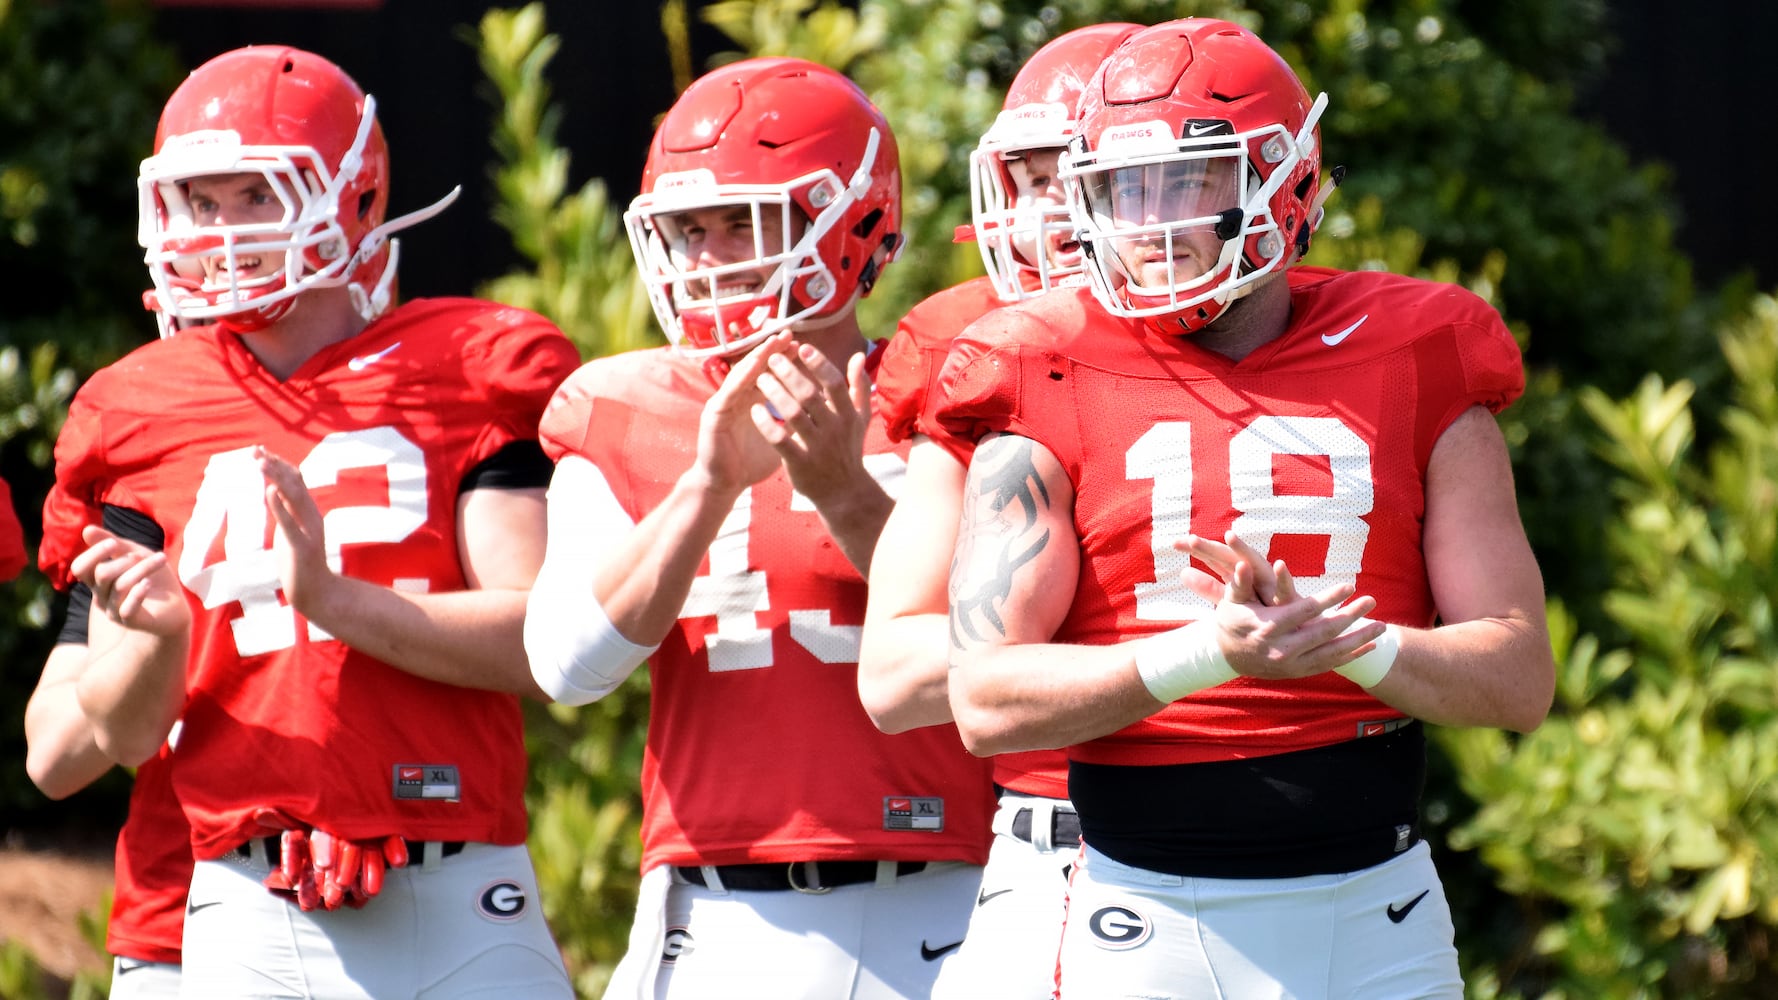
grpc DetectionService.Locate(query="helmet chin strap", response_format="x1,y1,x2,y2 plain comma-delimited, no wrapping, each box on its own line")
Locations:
349,186,461,281
353,238,401,320
1304,163,1347,235
795,291,861,333
340,185,460,320
216,294,297,334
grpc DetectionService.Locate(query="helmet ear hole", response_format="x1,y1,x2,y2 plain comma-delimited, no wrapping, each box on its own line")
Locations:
851,207,884,239
857,233,900,295
358,190,376,221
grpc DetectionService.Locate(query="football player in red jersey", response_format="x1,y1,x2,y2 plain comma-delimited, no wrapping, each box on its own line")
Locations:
37,46,577,998
938,19,1556,998
856,23,1141,1000
523,57,993,999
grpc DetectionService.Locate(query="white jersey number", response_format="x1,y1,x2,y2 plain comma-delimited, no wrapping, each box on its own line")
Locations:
681,454,906,671
178,427,430,656
1127,418,1373,622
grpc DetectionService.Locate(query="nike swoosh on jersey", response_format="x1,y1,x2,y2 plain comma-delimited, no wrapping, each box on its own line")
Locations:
186,898,222,916
977,887,1014,906
348,341,404,371
1321,315,1369,346
1386,889,1430,923
921,939,964,961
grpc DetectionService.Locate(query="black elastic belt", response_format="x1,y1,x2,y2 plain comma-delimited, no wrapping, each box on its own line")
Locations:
674,860,926,892
1010,805,1083,846
237,836,466,869
1071,722,1427,879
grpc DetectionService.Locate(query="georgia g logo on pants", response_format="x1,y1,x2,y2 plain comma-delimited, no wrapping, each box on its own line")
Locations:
477,880,528,922
1088,904,1152,950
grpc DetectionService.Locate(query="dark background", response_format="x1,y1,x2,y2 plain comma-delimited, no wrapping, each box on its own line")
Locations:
148,0,1775,304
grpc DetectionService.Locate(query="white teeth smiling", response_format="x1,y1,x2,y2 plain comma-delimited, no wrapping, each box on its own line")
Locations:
204,252,269,290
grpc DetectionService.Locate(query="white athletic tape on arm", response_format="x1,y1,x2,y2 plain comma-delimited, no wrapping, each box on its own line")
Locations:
527,592,658,705
524,456,660,705
1131,619,1238,704
1334,619,1401,689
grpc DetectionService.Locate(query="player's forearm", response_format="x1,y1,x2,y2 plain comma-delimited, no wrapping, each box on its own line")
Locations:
24,677,114,799
593,467,742,645
948,640,1162,756
858,612,955,733
1364,614,1554,732
858,441,965,732
24,731,111,800
75,630,186,767
302,577,542,696
810,476,893,577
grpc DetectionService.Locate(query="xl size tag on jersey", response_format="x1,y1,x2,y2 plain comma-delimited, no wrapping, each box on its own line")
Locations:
1356,718,1412,739
884,796,944,832
393,764,460,801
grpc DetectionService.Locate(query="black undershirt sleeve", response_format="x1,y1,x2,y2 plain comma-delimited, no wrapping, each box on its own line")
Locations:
57,505,166,647
460,440,552,493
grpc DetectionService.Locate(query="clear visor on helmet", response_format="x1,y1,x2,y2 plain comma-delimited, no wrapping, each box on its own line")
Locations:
625,173,842,359
1073,148,1249,305
1063,101,1326,322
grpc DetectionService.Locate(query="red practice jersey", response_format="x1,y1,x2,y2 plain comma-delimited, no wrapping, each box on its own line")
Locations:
0,476,25,581
877,276,1069,800
40,298,579,859
539,343,994,871
107,749,189,964
937,269,1524,766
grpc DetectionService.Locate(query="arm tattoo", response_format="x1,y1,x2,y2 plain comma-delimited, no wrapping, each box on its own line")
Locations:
950,436,1053,649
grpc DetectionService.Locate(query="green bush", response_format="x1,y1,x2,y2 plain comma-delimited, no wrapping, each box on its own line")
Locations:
472,3,662,361
470,8,656,992
1442,296,1778,998
0,0,178,834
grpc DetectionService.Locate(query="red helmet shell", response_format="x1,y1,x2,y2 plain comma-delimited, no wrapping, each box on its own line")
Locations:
628,58,902,356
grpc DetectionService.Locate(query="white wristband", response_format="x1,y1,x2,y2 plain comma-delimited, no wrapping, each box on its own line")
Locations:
1131,619,1237,704
1334,619,1401,689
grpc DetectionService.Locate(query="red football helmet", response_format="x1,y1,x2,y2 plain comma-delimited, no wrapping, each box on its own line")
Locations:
138,46,456,335
1061,19,1329,335
625,57,903,358
969,22,1143,301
